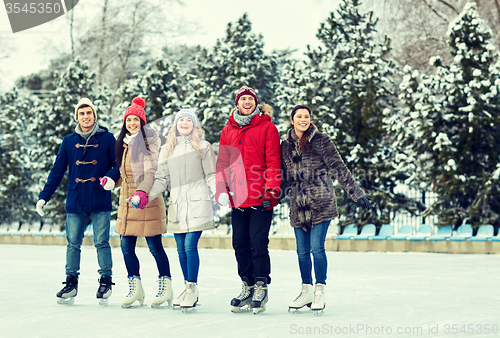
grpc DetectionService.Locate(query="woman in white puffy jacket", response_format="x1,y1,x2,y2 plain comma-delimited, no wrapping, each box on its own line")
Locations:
149,109,216,310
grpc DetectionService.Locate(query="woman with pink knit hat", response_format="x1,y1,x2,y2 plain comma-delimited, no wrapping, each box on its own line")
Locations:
100,97,172,308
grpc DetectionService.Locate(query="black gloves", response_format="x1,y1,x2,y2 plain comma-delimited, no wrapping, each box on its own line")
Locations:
358,196,372,209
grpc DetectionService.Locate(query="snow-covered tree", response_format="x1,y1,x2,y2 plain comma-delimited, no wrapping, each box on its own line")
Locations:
298,0,408,227
275,59,324,134
0,89,37,226
186,13,279,143
396,3,500,228
116,59,185,120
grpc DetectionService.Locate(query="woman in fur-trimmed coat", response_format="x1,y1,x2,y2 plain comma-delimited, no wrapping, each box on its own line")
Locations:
281,105,372,312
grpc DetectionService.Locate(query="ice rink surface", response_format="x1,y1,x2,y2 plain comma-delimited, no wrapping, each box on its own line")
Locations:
0,244,499,338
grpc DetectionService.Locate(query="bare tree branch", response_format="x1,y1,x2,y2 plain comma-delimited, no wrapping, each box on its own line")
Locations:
494,0,500,25
422,0,450,22
435,0,459,14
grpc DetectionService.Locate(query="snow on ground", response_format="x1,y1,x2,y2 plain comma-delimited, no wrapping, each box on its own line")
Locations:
0,244,499,338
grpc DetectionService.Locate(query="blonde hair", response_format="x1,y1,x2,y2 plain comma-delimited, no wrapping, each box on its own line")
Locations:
162,123,206,160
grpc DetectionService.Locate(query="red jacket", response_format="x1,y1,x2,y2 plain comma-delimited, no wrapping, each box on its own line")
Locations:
216,104,281,208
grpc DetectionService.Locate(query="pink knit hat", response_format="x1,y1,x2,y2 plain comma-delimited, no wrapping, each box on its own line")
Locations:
123,97,146,124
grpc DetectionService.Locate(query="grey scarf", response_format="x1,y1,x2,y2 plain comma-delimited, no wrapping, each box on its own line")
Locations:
75,122,99,142
233,107,261,127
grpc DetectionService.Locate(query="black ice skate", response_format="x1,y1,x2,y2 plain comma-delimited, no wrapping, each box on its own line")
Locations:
96,275,114,305
230,278,254,313
56,275,78,305
250,277,268,315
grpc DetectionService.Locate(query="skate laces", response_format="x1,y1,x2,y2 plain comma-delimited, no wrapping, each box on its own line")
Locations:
61,283,74,293
253,283,267,301
156,277,169,297
236,283,252,300
98,277,114,293
126,277,137,297
185,283,194,295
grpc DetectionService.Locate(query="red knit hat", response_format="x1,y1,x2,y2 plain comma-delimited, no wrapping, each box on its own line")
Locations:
235,86,258,106
123,97,146,124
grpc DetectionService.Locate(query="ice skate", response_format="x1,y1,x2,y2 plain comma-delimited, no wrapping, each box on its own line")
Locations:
311,283,325,315
230,279,254,313
180,282,199,313
172,281,186,309
151,276,173,308
251,277,268,315
288,283,313,313
121,276,145,308
96,275,114,305
56,275,78,305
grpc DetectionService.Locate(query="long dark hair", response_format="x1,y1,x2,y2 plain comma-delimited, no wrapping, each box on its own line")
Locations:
290,105,313,152
115,119,151,167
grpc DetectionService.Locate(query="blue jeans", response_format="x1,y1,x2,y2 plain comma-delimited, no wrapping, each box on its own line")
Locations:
65,211,112,277
294,220,330,285
174,232,202,283
120,235,171,277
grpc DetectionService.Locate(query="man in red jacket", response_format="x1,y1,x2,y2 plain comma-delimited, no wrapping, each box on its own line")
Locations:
215,86,281,314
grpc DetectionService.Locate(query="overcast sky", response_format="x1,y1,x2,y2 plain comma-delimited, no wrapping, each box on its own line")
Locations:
0,0,341,92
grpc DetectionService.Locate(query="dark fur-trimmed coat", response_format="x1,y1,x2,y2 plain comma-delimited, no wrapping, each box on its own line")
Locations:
280,124,365,230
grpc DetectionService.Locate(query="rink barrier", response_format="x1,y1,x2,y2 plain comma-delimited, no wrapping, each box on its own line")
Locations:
1,234,499,254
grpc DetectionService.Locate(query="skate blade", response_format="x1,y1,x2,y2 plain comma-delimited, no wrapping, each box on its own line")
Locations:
98,298,109,306
57,297,75,305
180,306,196,313
121,301,145,309
180,300,199,313
253,305,266,315
121,304,145,309
231,305,252,313
312,309,324,315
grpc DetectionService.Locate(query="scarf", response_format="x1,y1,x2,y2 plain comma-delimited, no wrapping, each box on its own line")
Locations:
124,131,139,145
233,107,261,127
75,122,99,142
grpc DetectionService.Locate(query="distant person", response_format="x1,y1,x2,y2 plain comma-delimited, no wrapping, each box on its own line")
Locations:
101,97,171,308
280,105,372,313
36,98,120,305
149,109,217,311
215,86,281,314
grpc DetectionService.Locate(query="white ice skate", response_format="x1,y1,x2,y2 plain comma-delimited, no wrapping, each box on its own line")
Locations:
180,282,199,313
230,280,254,313
172,281,186,310
96,275,114,305
151,276,173,308
121,276,145,308
288,283,313,313
56,275,78,305
311,283,325,315
251,278,268,315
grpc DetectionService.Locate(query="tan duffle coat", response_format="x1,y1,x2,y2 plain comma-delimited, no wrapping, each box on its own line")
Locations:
115,130,167,237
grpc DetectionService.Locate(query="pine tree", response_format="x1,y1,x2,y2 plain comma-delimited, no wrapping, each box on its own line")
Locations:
186,13,278,143
397,3,500,228
0,89,37,227
300,0,408,227
275,59,324,134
